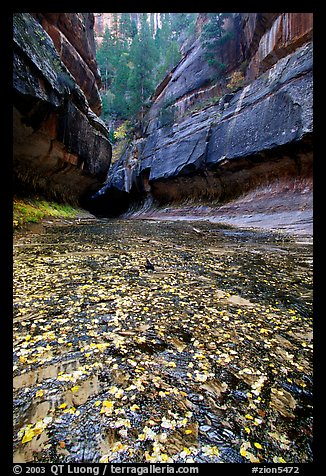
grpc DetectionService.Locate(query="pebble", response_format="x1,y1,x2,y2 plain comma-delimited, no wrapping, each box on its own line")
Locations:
199,425,212,432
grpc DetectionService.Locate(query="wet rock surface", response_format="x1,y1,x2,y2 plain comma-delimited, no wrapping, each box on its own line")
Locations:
126,178,313,237
93,40,312,214
13,219,312,463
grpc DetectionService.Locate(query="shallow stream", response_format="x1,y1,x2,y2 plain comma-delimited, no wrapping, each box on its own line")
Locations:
13,219,313,463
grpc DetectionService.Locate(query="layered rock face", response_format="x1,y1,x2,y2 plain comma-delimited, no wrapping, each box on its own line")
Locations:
13,13,111,204
90,13,312,217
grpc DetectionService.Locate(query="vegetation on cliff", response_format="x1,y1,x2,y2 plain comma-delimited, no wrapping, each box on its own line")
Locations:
201,13,233,77
13,198,81,230
96,13,196,123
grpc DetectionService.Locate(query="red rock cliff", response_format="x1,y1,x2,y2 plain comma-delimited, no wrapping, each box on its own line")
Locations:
32,13,102,115
241,13,313,80
13,13,111,204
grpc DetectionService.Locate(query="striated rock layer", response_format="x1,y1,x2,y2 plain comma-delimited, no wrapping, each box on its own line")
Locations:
13,13,111,204
90,13,313,221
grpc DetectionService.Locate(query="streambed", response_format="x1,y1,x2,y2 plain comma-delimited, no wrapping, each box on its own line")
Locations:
13,219,313,463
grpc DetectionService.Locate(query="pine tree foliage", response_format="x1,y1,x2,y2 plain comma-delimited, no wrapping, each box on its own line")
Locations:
201,13,233,76
96,13,196,123
127,14,158,118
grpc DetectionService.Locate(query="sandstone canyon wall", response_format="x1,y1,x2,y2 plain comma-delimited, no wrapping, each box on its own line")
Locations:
13,13,112,204
90,13,313,217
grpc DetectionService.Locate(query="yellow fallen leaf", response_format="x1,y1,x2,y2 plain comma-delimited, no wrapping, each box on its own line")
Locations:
35,390,44,397
112,442,127,452
254,442,262,449
245,414,253,420
181,447,192,456
202,445,219,457
102,400,114,408
127,359,137,367
100,400,114,414
210,446,219,456
22,429,34,444
71,385,79,393
166,362,177,368
244,427,250,434
21,425,43,444
58,403,67,409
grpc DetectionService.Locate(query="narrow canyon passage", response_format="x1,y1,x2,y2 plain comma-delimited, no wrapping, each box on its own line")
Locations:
13,219,313,464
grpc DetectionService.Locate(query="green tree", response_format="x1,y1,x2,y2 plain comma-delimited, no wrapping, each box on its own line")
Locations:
119,13,137,41
155,40,181,84
127,14,158,118
96,13,197,122
110,54,130,118
150,13,155,37
130,19,138,39
154,13,190,85
97,16,135,120
154,14,171,52
111,13,119,37
171,13,196,38
96,26,115,90
201,13,233,77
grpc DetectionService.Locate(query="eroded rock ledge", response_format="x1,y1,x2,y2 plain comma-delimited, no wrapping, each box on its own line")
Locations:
13,13,111,204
